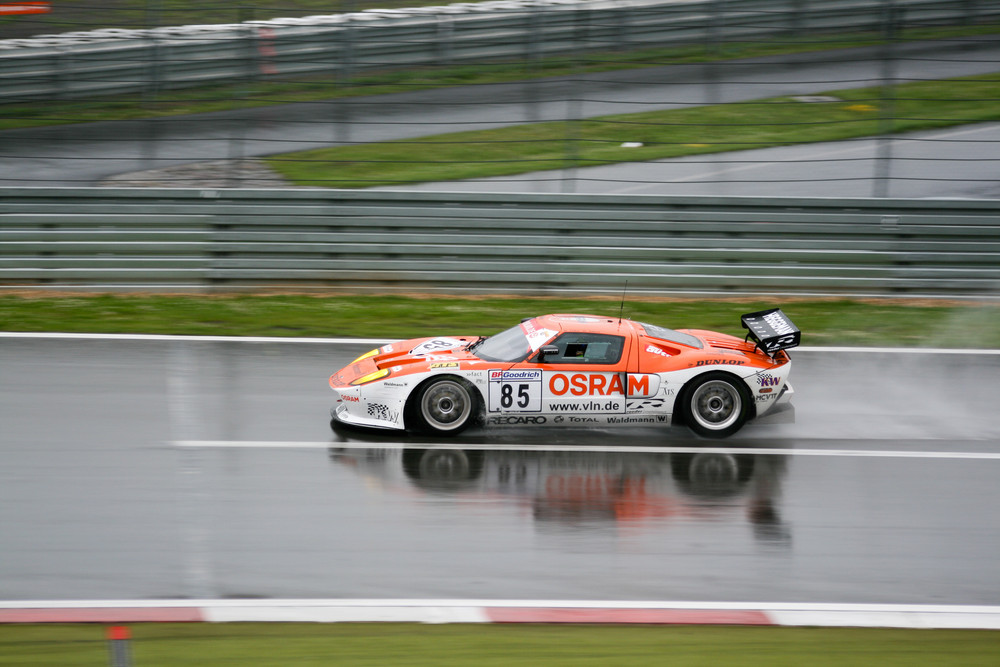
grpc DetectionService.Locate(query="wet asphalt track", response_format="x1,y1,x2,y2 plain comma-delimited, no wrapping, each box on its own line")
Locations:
2,336,999,604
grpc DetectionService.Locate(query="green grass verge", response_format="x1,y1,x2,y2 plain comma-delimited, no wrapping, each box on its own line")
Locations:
0,623,998,666
2,295,999,348
264,74,1000,187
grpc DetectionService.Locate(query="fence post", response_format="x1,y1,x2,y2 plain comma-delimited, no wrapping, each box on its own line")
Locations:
334,0,357,149
436,15,453,67
225,6,255,187
143,0,162,104
874,0,904,198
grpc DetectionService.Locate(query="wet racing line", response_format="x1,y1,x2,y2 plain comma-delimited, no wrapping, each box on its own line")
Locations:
174,439,1000,460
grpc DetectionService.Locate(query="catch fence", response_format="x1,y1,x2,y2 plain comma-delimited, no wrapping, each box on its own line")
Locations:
2,0,996,101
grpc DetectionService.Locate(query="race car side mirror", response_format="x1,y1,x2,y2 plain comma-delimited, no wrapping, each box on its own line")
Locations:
537,345,560,361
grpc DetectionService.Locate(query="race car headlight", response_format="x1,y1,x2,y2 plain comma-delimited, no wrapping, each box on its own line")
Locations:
351,368,390,385
349,349,380,364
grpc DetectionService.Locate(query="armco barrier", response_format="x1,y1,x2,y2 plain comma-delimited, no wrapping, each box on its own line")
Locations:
1,0,996,102
2,188,999,297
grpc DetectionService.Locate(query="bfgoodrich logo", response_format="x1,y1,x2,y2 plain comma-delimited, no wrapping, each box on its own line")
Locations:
490,369,542,381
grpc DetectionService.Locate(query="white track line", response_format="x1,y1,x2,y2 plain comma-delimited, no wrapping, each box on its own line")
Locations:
4,331,1000,354
6,598,1000,612
174,440,1000,460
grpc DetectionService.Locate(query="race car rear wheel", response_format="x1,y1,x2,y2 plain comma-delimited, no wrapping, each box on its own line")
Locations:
679,372,752,439
408,376,479,435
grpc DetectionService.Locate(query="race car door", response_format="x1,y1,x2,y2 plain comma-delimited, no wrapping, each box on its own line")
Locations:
491,331,636,424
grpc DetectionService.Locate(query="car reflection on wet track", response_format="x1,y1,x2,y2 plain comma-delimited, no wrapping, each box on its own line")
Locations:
329,443,790,544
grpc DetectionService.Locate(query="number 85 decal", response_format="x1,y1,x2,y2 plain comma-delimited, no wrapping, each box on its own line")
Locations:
488,378,542,412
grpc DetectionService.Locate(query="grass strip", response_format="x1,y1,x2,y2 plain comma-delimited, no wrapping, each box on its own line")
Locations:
0,623,998,666
263,74,1000,187
2,294,999,348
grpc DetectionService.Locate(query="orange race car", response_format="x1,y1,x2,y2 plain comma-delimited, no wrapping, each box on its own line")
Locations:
329,308,799,439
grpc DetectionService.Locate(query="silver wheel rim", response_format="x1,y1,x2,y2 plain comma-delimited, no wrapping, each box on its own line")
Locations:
690,379,742,431
420,380,472,431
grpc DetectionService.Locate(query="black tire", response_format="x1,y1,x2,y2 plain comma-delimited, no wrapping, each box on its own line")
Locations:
678,372,753,439
406,376,479,435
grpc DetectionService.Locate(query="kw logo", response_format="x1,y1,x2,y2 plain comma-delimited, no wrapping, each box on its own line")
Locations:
757,374,782,387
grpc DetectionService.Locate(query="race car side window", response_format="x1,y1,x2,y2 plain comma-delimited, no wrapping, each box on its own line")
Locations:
541,333,624,364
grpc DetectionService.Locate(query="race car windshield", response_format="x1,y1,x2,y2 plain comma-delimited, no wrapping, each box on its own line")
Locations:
471,324,532,362
638,322,703,349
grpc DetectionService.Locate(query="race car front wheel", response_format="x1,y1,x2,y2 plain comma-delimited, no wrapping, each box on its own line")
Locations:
408,376,479,435
679,372,752,439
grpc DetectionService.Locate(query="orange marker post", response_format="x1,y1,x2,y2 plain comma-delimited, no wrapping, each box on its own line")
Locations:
106,626,132,667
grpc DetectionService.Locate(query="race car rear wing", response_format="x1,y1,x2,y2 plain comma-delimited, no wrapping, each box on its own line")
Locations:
741,308,801,356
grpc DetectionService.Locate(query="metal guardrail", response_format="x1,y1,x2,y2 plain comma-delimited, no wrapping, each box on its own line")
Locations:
1,188,999,297
1,0,996,102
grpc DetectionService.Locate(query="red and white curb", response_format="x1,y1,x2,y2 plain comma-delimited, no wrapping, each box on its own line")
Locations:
3,600,1000,629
